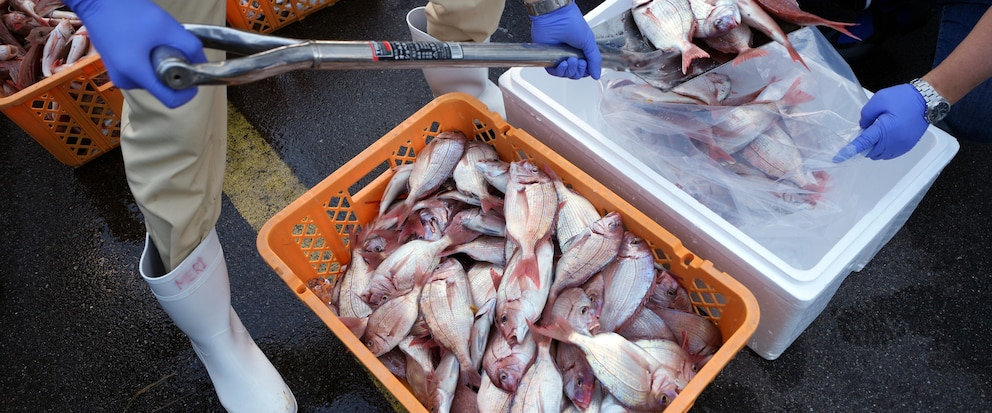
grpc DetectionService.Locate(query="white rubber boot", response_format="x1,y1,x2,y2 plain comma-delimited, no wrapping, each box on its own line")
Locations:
141,229,297,413
406,6,507,119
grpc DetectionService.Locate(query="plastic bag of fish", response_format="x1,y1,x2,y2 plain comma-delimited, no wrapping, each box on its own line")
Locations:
1,1,93,98
598,25,868,230
312,129,724,412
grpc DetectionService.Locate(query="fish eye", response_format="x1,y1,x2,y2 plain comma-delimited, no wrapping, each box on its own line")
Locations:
499,373,508,382
667,289,677,297
580,306,588,315
380,295,389,303
661,394,670,404
576,378,583,387
500,314,507,324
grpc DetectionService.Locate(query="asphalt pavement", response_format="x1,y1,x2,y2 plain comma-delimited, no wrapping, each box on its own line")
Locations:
1,1,990,412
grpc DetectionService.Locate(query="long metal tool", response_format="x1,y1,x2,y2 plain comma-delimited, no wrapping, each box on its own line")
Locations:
155,11,723,92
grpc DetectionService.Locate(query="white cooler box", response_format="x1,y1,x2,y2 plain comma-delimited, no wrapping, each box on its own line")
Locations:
498,0,960,360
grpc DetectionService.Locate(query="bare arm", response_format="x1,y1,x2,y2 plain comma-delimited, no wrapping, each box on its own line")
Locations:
923,6,992,104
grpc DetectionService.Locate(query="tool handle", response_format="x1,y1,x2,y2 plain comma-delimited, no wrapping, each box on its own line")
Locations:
154,24,582,89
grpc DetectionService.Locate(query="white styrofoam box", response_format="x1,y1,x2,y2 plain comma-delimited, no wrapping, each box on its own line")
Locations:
498,0,960,360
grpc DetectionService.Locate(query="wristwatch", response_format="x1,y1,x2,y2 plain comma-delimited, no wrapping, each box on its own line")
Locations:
910,78,950,124
525,0,572,16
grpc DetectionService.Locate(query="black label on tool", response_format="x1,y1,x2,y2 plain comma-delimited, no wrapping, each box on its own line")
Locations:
370,41,463,61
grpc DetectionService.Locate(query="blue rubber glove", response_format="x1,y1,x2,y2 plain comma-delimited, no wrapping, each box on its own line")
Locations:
529,2,602,80
63,0,206,108
833,84,929,162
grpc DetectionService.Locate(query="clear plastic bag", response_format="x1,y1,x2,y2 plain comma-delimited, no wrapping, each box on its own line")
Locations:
598,27,868,234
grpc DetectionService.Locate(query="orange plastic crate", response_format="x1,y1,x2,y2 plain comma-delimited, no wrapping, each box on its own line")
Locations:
226,0,338,33
1,54,123,167
257,93,760,412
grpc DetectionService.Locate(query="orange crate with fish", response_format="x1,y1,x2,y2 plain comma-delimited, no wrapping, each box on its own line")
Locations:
257,93,760,412
226,0,338,34
0,53,122,167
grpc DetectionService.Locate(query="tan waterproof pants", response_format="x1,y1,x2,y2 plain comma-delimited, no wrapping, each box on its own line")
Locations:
120,0,227,271
425,0,507,42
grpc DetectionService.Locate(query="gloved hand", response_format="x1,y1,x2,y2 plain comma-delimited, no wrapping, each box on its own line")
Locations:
63,0,206,108
833,83,929,162
529,2,602,80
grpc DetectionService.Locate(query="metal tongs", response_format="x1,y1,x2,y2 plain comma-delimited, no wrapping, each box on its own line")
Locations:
154,11,723,92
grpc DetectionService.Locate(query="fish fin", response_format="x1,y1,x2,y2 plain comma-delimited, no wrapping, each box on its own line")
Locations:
398,214,426,242
480,195,503,214
528,315,574,344
681,44,711,74
731,48,770,66
826,22,861,41
517,252,543,287
489,267,503,291
784,43,810,71
379,200,413,232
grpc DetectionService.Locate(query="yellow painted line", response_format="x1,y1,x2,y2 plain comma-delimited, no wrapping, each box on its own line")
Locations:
222,102,308,232
222,103,406,413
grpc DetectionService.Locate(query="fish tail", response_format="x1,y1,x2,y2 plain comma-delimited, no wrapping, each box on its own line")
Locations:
461,366,483,389
782,77,815,106
826,22,861,41
681,43,711,74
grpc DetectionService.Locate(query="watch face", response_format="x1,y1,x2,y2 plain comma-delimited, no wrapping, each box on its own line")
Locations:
928,101,950,123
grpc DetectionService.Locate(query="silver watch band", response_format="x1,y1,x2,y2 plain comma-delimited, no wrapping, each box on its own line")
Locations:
525,0,572,16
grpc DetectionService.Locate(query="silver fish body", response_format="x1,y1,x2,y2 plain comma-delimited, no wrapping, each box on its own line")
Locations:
646,268,693,313
454,140,502,213
477,371,513,413
476,159,510,194
41,18,72,77
548,212,625,306
337,248,374,319
553,179,602,252
509,338,564,413
484,329,537,393
362,286,421,356
556,342,596,410
366,238,446,306
599,232,657,333
634,339,697,389
503,160,558,290
630,0,710,73
549,287,601,336
421,257,481,387
739,122,817,188
617,307,676,342
379,163,414,216
428,351,461,413
496,237,554,345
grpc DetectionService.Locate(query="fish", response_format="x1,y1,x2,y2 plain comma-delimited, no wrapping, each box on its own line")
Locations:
646,268,694,313
496,237,554,345
688,0,741,39
508,334,563,413
484,329,537,393
580,271,606,317
546,212,625,313
703,20,769,66
530,316,681,411
443,235,507,267
630,0,710,74
362,285,422,357
57,24,87,69
548,287,601,336
555,342,596,410
337,247,375,319
450,382,479,413
552,179,602,253
598,232,657,333
633,339,697,389
476,159,510,194
427,351,461,413
653,306,722,366
753,0,861,40
617,307,677,342
379,130,467,229
460,207,506,238
454,140,503,213
420,257,483,387
502,160,558,287
467,264,502,371
10,0,49,26
366,210,480,306
379,162,414,216
477,372,513,413
40,18,71,77
667,72,734,106
736,0,809,70
399,335,437,404
738,121,818,189
0,13,28,53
